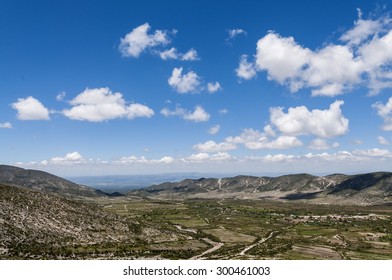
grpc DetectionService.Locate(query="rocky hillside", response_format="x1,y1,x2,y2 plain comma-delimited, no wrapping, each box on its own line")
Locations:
130,172,392,205
0,165,106,198
0,183,141,259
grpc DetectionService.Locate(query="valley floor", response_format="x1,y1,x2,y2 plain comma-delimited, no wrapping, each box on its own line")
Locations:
97,197,392,260
2,193,391,260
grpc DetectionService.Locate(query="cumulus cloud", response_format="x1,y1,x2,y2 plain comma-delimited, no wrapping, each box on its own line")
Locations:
268,100,349,138
161,105,210,122
208,124,221,135
308,138,337,150
236,55,257,80
115,155,174,164
244,135,303,150
168,67,201,93
377,136,390,145
159,48,199,61
119,23,170,57
372,96,392,130
62,87,154,122
225,128,303,150
41,152,85,166
207,82,222,93
0,122,12,129
185,152,233,162
353,148,392,157
193,140,237,153
181,49,199,61
11,96,50,120
239,13,392,96
183,106,210,122
220,101,347,152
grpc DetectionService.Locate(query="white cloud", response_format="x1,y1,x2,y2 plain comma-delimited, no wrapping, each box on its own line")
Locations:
186,152,210,162
261,154,296,163
14,148,392,175
208,124,221,135
56,91,66,101
225,128,302,150
340,17,383,46
225,128,263,144
236,55,257,80
193,140,237,153
119,23,170,57
268,100,349,138
181,49,199,61
308,138,331,150
157,156,175,164
161,105,210,122
244,135,303,150
0,122,12,129
256,31,311,85
126,103,155,120
372,97,392,130
353,148,392,157
159,48,199,61
207,82,222,93
114,155,174,164
159,47,178,60
210,152,233,161
11,96,50,120
41,152,85,166
63,87,154,122
377,136,390,145
185,152,233,162
219,109,229,115
222,101,347,151
242,13,392,96
227,28,247,39
168,67,201,93
183,106,210,122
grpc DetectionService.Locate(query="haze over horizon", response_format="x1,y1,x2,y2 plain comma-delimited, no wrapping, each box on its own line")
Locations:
1,0,392,177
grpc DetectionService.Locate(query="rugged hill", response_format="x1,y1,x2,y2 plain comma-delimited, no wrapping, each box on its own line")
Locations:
0,165,106,198
0,183,143,259
130,172,392,205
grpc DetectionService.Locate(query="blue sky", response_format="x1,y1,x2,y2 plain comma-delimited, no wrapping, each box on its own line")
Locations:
1,0,392,176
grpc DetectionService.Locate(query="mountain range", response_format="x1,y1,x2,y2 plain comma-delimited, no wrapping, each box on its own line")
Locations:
1,164,392,259
130,172,392,205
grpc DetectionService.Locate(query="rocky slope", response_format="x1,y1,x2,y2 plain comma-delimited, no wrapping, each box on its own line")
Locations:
130,172,392,205
0,165,106,198
0,183,143,259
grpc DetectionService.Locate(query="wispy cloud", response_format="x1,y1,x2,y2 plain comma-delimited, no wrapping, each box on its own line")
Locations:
161,105,210,122
158,47,199,61
227,28,247,40
0,122,12,129
373,97,392,130
208,124,221,135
